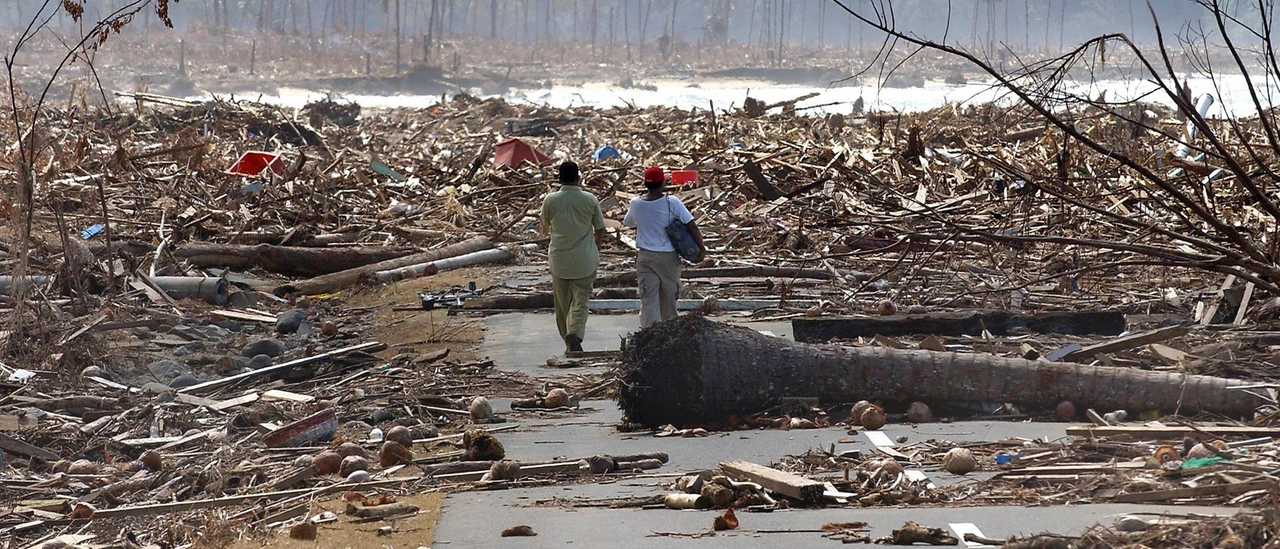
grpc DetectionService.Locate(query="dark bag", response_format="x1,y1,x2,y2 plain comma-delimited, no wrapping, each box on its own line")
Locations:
664,196,700,261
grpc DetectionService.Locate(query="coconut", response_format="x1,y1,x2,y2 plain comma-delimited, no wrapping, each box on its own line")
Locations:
385,425,414,447
469,396,494,422
379,441,414,467
906,402,932,423
139,450,163,471
488,460,522,481
52,459,71,474
339,455,370,477
313,451,343,475
336,442,366,458
850,400,873,425
859,406,887,430
865,458,904,481
942,448,978,475
67,459,99,475
544,388,571,408
69,502,96,519
1055,400,1076,421
876,299,898,316
1186,441,1226,459
289,522,318,540
804,305,823,317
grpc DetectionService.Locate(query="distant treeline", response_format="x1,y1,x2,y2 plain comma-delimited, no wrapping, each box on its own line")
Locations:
0,1,1269,50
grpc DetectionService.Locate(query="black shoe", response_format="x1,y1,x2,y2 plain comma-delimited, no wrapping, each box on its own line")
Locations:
565,334,584,353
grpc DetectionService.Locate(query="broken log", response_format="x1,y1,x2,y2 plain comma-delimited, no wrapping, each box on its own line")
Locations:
791,310,1127,342
274,236,492,296
619,316,1260,427
373,245,531,283
595,266,866,287
174,243,417,277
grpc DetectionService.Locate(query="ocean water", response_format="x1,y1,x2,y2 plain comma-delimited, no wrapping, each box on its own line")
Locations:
199,73,1276,118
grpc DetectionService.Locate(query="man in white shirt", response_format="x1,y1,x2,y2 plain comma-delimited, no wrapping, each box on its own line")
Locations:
622,166,707,328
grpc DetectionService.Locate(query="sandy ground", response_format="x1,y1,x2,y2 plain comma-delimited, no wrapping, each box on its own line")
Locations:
226,492,444,549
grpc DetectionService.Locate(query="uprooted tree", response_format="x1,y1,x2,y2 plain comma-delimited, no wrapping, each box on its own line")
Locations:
830,0,1280,303
4,0,178,351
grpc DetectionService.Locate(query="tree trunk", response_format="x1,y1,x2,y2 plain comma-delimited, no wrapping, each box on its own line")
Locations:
173,244,419,277
791,310,1126,342
274,236,491,296
619,316,1260,427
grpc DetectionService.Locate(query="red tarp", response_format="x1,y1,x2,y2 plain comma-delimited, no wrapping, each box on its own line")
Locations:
492,138,550,168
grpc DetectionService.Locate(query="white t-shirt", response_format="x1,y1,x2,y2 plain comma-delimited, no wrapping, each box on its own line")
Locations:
623,195,694,252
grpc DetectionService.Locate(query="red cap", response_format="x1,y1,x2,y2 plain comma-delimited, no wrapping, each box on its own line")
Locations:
643,166,666,183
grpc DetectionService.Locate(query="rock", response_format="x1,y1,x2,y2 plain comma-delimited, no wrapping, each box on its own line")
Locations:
140,382,173,394
276,309,309,334
248,354,273,369
169,375,199,389
345,470,371,483
146,359,189,384
80,365,103,378
293,455,314,468
369,409,396,424
241,337,286,358
410,423,439,439
320,321,339,336
339,455,369,477
942,448,978,475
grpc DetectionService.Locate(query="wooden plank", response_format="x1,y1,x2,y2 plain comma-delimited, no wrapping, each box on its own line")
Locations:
1061,325,1191,362
173,393,220,408
0,434,58,460
177,342,382,394
0,415,37,431
1067,425,1280,440
261,390,316,404
210,309,277,323
270,466,318,490
1201,275,1235,325
719,460,825,502
1234,282,1256,326
432,461,581,482
1114,479,1275,503
210,392,260,411
1148,343,1188,365
792,310,1126,342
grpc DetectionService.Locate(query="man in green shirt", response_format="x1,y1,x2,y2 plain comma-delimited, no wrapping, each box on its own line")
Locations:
540,161,605,353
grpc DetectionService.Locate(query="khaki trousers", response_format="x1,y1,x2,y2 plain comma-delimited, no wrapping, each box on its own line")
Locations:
553,272,595,341
637,250,681,328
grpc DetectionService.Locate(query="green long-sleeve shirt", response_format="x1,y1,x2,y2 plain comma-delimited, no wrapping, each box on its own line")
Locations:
540,185,604,280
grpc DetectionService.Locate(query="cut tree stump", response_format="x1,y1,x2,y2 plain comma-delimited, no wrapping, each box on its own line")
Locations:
791,310,1127,342
620,316,1260,427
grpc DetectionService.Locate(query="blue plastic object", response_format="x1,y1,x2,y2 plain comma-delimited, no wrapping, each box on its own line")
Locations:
80,224,104,240
593,144,621,161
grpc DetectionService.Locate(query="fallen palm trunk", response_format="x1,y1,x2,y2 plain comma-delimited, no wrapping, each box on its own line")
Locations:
274,236,491,296
174,243,417,277
791,310,1127,342
372,244,534,283
619,316,1259,427
596,266,869,286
